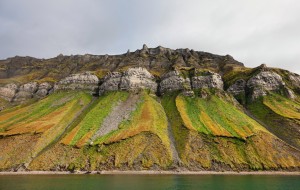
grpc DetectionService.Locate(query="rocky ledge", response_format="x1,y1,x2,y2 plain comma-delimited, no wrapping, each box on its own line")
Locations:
99,67,157,95
227,65,297,101
54,72,99,94
0,82,53,102
1,66,298,103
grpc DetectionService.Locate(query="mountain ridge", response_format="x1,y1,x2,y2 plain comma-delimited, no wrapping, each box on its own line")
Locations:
0,46,299,172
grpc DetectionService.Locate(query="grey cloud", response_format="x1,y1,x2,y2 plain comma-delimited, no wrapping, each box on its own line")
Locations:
0,0,299,74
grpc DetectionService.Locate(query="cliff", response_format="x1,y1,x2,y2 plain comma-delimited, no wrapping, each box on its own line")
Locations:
0,46,299,172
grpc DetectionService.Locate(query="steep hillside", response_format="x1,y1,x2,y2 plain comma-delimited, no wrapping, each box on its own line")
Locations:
0,46,299,172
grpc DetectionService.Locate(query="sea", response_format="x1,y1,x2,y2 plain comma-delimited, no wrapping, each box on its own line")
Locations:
0,174,299,190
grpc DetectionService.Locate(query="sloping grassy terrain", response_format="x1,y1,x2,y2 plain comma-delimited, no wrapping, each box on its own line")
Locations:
91,92,173,166
175,93,266,139
30,92,173,171
61,91,129,147
263,93,300,119
0,92,93,169
0,90,300,171
0,92,92,136
248,94,300,149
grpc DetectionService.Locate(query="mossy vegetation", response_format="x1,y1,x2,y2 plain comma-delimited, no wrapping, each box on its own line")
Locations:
176,93,266,139
0,92,92,136
62,91,129,147
248,94,300,149
263,93,300,119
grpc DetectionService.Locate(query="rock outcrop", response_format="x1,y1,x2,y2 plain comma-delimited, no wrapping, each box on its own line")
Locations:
0,83,18,101
54,72,99,94
289,73,300,89
191,71,223,90
99,72,122,95
120,68,157,92
247,71,285,100
227,79,246,96
159,70,191,95
35,82,53,98
99,67,157,94
14,82,38,102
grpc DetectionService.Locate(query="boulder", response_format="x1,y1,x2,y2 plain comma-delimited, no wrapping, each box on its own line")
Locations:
54,72,99,94
14,82,38,101
247,71,285,100
99,72,122,95
159,70,191,95
0,83,18,101
35,82,53,98
191,71,223,90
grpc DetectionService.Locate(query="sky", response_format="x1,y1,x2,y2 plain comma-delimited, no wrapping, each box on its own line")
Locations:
0,0,299,74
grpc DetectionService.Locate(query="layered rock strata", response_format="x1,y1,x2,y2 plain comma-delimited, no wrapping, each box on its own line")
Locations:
191,71,224,90
159,70,191,95
54,72,99,94
99,67,157,95
227,70,297,100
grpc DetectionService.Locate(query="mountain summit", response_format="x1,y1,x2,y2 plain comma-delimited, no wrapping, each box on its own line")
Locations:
0,46,299,172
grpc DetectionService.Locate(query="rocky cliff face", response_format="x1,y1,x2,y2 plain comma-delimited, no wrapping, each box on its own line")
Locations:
119,67,157,92
54,72,99,94
99,67,157,94
159,70,191,95
227,79,246,96
289,73,300,89
0,82,53,102
99,72,122,95
191,71,223,90
247,71,285,100
0,83,18,101
227,66,298,101
0,45,244,82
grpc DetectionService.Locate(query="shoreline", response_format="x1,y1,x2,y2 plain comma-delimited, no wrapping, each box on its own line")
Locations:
0,170,299,175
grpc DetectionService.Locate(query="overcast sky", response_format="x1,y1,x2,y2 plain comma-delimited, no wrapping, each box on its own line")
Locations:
0,0,299,73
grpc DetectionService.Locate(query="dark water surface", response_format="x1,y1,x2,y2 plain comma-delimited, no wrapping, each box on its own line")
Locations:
0,174,299,190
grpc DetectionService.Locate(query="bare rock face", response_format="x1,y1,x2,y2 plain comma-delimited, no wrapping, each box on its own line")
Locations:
284,87,296,99
14,82,38,101
0,83,18,101
289,73,300,89
99,67,157,94
159,70,191,95
120,67,157,92
227,79,246,96
247,71,285,100
191,71,223,90
35,82,53,98
54,72,99,94
99,72,122,95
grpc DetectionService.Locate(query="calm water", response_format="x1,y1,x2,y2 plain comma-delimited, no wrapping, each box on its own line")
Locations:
0,175,299,190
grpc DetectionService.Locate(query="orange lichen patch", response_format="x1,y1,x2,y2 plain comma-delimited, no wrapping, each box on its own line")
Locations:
75,130,94,148
0,107,29,129
35,124,55,133
61,125,81,145
199,111,231,137
1,106,67,136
